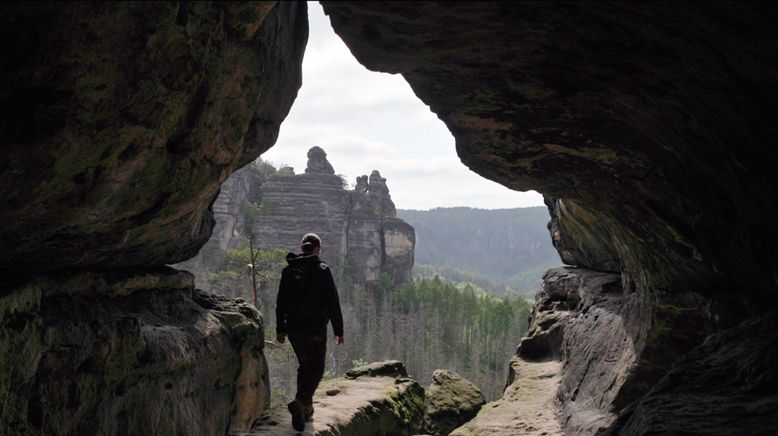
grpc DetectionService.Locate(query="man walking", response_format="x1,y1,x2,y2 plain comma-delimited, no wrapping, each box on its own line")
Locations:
276,233,344,432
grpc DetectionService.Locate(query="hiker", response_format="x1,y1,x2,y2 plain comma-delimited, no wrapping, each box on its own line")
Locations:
276,233,344,432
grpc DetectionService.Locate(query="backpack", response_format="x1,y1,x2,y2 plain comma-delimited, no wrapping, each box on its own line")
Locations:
282,262,311,302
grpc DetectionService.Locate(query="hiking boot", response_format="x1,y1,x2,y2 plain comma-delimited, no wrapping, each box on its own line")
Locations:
287,399,305,431
304,403,314,421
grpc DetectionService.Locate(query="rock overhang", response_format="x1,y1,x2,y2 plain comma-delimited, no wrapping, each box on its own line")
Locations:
320,1,778,300
0,1,307,276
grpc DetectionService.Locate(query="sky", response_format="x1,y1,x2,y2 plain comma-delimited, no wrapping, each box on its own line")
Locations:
262,2,544,211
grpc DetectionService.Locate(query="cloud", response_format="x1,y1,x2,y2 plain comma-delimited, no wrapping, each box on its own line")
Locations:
261,2,544,210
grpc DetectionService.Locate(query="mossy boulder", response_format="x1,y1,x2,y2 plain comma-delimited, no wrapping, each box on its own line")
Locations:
423,370,485,435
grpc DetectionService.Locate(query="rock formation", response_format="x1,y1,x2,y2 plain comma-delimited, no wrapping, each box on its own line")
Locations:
304,145,335,175
423,370,486,436
1,268,271,435
4,1,778,434
1,1,306,433
190,146,416,291
321,2,778,434
244,361,425,435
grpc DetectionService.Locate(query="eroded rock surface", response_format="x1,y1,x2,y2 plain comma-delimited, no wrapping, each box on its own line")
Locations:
0,1,307,274
450,359,562,436
0,268,269,435
321,1,778,298
616,316,778,435
321,2,778,433
242,361,424,435
187,147,415,290
1,2,306,434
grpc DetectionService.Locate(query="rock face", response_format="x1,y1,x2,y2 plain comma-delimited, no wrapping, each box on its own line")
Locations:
5,1,778,434
305,145,336,175
423,370,486,436
0,1,307,275
244,361,425,435
195,147,416,290
320,2,778,433
1,1,306,434
451,359,563,436
0,268,269,435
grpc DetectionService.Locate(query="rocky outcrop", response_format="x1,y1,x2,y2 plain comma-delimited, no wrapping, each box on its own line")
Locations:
305,146,336,175
465,266,717,435
616,316,778,435
0,1,307,275
197,147,416,290
1,2,306,433
451,359,563,436
0,268,269,435
423,370,485,436
176,163,266,282
321,2,778,433
5,1,778,434
243,361,425,435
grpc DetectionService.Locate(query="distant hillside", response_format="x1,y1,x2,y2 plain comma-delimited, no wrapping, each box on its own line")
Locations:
397,207,561,294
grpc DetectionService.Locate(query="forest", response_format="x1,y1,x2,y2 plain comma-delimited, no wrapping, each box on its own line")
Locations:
398,207,560,294
204,240,532,403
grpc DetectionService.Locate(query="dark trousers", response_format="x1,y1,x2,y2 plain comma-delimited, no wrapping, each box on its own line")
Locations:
287,326,327,406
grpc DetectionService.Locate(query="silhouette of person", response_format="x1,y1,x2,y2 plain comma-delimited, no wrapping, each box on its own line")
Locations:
276,233,344,432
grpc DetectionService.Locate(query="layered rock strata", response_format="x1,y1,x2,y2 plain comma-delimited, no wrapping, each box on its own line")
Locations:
0,268,269,435
1,1,306,433
320,2,778,433
0,1,306,274
193,147,416,290
241,361,425,435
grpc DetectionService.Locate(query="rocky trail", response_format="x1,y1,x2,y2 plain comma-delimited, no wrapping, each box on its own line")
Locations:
234,362,425,435
452,359,563,436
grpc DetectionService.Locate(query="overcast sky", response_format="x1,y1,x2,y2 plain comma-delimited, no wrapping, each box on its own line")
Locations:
262,2,544,211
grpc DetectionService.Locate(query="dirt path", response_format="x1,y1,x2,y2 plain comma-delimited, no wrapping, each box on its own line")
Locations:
451,358,563,435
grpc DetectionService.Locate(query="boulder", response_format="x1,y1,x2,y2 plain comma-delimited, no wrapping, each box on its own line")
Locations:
346,360,408,379
423,370,486,436
305,145,336,175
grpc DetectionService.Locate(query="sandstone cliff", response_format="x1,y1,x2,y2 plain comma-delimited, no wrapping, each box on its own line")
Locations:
321,2,778,434
4,1,778,435
1,2,306,433
185,146,416,291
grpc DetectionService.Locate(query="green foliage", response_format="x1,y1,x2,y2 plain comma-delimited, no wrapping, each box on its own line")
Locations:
205,240,287,301
413,264,517,296
335,276,532,400
336,173,349,189
242,202,261,226
252,158,278,178
277,165,295,176
397,207,561,293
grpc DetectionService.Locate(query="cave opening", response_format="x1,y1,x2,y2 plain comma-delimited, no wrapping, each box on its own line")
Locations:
4,1,777,434
182,2,562,408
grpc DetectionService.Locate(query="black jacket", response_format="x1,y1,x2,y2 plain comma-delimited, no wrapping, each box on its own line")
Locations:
276,253,344,337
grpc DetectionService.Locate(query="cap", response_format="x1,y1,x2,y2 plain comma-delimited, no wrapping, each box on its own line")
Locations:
300,233,321,251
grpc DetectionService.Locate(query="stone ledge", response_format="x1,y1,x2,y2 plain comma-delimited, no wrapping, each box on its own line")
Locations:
242,361,424,435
